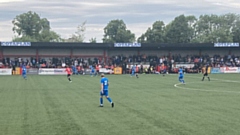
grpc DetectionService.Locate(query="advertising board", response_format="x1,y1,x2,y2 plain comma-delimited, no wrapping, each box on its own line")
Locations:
220,67,239,73
0,68,12,75
38,68,67,75
211,68,222,74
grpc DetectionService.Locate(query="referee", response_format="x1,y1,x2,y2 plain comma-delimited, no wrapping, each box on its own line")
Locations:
202,64,210,81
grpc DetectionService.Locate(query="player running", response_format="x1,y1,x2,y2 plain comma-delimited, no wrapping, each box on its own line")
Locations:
99,73,114,108
202,64,210,81
131,64,139,78
22,65,27,80
65,65,72,82
178,67,185,84
90,65,96,77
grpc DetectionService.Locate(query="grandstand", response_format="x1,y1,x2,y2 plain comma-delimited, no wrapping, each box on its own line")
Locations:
0,42,240,74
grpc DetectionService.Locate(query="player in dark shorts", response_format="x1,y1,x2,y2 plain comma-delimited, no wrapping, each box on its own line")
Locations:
65,66,72,82
202,65,210,81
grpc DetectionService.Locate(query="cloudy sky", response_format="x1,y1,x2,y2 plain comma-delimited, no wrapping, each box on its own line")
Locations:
1,0,240,42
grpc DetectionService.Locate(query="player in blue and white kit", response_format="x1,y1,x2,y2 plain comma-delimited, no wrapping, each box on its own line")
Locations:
178,67,185,84
99,73,114,107
90,65,96,77
22,65,27,80
131,64,139,78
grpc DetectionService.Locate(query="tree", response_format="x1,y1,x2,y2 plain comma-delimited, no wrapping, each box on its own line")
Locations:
103,19,135,43
12,11,61,42
66,21,86,42
37,30,63,42
165,15,194,43
193,14,238,43
232,20,240,42
137,21,165,43
12,35,37,42
89,37,97,43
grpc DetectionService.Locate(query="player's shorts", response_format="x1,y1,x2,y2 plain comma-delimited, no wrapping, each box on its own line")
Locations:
67,74,71,77
100,90,109,96
179,76,183,79
91,70,95,73
204,73,208,76
132,71,135,74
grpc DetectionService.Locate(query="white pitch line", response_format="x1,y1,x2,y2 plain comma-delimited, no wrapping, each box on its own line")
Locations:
169,73,240,83
185,74,240,83
174,82,240,94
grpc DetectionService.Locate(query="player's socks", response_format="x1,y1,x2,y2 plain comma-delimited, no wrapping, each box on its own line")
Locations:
100,97,103,105
68,78,72,81
208,77,210,81
111,102,114,108
202,77,204,81
107,97,112,103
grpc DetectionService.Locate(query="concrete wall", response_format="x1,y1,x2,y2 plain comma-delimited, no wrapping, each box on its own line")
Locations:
3,48,36,56
38,49,70,56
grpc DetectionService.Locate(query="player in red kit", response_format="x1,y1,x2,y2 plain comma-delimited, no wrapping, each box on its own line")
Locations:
161,64,167,76
65,66,72,82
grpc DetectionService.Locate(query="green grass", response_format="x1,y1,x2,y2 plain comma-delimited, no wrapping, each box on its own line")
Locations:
0,74,240,135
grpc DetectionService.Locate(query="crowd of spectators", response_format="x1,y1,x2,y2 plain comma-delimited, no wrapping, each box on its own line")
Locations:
0,54,240,74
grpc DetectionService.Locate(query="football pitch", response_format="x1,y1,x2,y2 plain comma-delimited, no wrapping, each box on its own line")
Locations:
0,74,240,135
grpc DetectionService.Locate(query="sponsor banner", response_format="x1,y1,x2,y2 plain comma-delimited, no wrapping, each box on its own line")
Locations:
127,65,150,69
211,68,222,74
220,67,239,73
175,64,195,68
12,67,21,75
0,68,12,75
114,67,122,74
99,68,114,74
84,69,91,75
1,42,31,46
27,68,39,75
38,68,67,75
239,67,240,73
214,43,239,47
114,43,141,47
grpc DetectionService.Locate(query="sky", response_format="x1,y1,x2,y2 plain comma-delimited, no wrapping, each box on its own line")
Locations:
1,0,240,42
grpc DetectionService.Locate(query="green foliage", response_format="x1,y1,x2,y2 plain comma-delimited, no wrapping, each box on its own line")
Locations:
138,13,240,44
192,13,240,43
13,35,38,42
103,19,135,43
138,21,165,43
9,11,240,43
165,15,194,43
89,37,97,43
66,21,86,42
37,30,63,42
12,11,61,42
